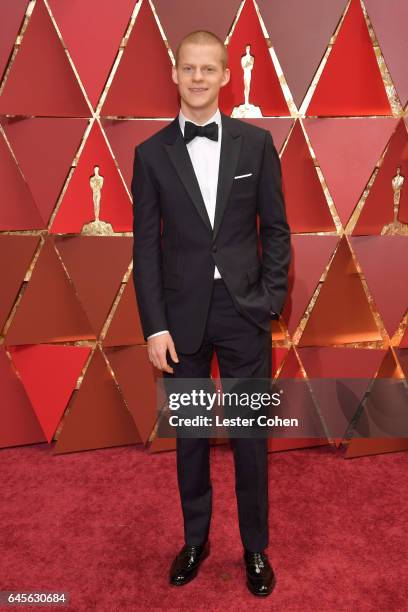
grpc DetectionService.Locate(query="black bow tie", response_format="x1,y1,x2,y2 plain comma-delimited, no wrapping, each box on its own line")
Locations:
184,121,219,144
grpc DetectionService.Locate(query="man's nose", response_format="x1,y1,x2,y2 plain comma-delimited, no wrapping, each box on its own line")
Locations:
192,69,204,81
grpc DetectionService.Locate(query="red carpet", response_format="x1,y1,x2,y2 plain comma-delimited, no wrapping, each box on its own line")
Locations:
1,443,407,611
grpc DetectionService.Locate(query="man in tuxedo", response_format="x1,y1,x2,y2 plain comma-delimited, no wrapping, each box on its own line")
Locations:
131,30,290,597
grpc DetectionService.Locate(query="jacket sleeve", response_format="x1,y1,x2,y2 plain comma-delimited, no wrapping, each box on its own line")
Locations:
257,130,291,315
131,144,168,339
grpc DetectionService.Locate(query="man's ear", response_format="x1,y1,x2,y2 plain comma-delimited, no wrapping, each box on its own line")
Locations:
171,65,178,85
221,68,231,88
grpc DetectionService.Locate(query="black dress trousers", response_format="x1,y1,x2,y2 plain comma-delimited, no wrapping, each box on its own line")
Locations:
164,278,272,553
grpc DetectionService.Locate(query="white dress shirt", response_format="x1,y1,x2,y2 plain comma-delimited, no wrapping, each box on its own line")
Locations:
148,108,222,339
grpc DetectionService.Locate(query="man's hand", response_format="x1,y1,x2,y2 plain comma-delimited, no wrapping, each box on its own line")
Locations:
147,332,179,373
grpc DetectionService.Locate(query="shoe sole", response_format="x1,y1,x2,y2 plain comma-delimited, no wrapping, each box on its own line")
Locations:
246,574,277,597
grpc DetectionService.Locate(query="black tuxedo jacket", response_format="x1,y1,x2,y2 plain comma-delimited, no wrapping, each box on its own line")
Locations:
131,111,291,354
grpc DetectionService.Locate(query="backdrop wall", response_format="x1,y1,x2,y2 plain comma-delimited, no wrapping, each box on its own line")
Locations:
0,0,407,458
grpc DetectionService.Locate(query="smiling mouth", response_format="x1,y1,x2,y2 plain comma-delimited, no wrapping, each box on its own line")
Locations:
189,88,208,93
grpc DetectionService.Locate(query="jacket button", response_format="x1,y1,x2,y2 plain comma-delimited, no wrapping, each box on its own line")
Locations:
212,245,217,253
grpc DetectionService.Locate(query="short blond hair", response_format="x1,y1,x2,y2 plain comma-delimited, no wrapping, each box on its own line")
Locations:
175,30,228,70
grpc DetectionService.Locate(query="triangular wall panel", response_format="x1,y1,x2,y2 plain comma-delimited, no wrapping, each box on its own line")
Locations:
299,346,385,378
101,0,179,117
268,348,329,453
345,349,408,458
365,0,408,107
304,117,399,227
9,344,90,442
281,120,336,232
352,119,408,234
307,0,392,116
102,119,171,190
55,236,132,336
1,117,87,225
0,346,46,448
50,121,132,233
48,0,136,110
351,236,408,337
106,344,163,444
154,0,241,53
5,238,95,345
298,347,386,443
257,0,347,109
103,279,145,346
282,236,340,335
53,347,141,454
298,237,382,346
219,0,289,116
0,0,89,116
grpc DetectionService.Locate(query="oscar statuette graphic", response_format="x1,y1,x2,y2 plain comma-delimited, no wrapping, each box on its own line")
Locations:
381,166,408,235
232,44,262,118
82,165,113,235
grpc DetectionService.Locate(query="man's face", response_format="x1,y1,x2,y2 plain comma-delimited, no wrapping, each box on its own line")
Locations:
172,42,230,111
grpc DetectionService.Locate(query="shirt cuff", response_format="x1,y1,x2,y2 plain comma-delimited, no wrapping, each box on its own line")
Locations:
147,330,169,339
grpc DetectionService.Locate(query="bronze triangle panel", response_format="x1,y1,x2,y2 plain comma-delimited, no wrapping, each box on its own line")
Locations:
53,347,141,454
5,237,95,345
55,236,132,336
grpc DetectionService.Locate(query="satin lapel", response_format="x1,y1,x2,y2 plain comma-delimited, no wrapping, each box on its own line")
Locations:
164,132,212,232
213,115,242,240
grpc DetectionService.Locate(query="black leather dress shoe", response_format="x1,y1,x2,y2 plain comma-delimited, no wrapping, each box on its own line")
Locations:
244,550,276,597
169,542,210,586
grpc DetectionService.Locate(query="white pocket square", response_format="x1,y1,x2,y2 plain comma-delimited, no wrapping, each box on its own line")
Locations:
234,173,253,179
